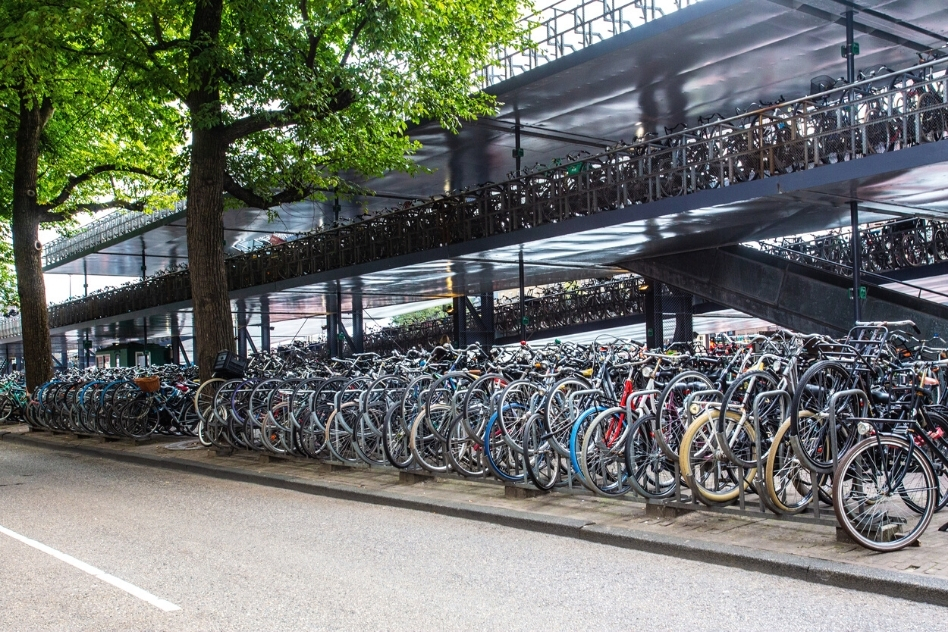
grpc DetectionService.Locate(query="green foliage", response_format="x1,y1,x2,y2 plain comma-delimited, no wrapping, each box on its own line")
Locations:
2,2,180,209
118,0,531,206
391,305,449,327
0,1,183,300
0,225,17,308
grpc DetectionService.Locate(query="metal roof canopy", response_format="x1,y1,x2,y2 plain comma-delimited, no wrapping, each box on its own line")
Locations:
46,0,948,277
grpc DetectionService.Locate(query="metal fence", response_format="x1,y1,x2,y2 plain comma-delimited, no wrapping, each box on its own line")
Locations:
759,217,948,277
42,205,185,269
479,0,704,88
364,276,649,351
6,57,948,337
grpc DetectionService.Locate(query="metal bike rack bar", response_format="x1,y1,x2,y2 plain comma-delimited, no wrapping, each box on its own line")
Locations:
675,388,724,505
748,389,791,513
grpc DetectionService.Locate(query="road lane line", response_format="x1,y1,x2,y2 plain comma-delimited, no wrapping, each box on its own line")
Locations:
0,523,180,612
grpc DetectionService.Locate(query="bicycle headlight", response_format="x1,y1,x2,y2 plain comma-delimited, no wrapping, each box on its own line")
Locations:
689,403,701,416
641,366,653,379
857,421,872,436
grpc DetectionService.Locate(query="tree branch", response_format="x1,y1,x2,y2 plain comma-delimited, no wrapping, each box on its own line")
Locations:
300,0,322,69
36,198,146,223
223,172,315,209
38,96,54,129
38,165,156,211
340,16,370,68
224,86,356,143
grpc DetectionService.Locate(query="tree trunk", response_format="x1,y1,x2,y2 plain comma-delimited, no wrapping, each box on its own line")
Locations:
12,97,54,391
186,0,234,380
186,128,234,379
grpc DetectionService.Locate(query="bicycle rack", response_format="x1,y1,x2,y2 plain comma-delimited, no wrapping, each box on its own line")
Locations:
796,388,869,520
617,388,662,499
673,388,724,506
745,389,791,514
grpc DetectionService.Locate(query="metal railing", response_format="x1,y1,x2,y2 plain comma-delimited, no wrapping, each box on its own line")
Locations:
0,316,19,340
759,217,948,277
6,57,948,338
479,0,704,88
363,275,650,351
42,205,185,269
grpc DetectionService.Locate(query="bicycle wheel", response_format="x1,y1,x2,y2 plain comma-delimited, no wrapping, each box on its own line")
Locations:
790,360,860,473
764,416,827,515
120,394,159,439
656,371,715,460
498,380,541,454
716,370,780,468
461,373,509,446
354,404,388,466
483,409,524,482
261,401,291,454
382,403,413,468
409,404,449,473
680,408,756,506
578,407,632,497
833,435,936,552
542,376,593,457
325,403,360,463
624,414,676,499
522,412,561,490
445,413,485,478
0,395,12,422
194,378,225,446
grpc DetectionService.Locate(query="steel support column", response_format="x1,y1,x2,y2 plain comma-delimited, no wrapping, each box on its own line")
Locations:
171,336,191,366
476,292,495,349
644,281,662,349
518,251,526,341
171,335,181,365
845,9,862,324
327,291,341,357
452,296,466,347
670,290,695,344
260,296,271,352
851,201,863,323
351,292,364,353
82,330,90,368
236,301,247,360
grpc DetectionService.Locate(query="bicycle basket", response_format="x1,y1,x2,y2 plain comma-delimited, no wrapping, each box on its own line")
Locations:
133,376,161,393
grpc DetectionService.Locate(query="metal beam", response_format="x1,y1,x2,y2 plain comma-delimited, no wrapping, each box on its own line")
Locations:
260,296,271,352
626,245,948,338
351,292,364,353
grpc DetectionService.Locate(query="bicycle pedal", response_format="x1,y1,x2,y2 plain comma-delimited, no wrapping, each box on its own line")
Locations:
938,521,948,533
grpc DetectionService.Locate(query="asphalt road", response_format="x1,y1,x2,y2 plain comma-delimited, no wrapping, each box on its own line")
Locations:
1,441,947,632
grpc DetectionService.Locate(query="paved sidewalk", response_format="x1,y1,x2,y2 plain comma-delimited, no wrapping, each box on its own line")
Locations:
4,423,948,604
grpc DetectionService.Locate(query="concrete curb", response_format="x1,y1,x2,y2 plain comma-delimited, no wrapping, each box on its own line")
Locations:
5,431,948,606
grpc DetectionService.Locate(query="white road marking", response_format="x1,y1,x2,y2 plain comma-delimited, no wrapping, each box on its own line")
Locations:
0,523,180,612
